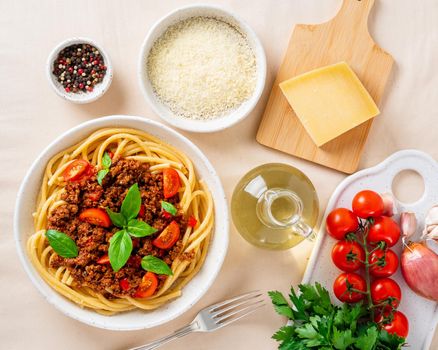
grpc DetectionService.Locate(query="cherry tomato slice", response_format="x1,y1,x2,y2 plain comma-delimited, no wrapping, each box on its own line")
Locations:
97,254,110,264
138,204,146,218
352,190,384,219
63,159,90,182
88,191,102,202
368,216,401,247
371,278,401,310
331,240,365,272
326,208,359,240
375,310,409,338
333,272,366,303
162,211,172,219
187,215,198,228
369,249,399,278
163,168,180,199
133,272,158,298
152,221,180,249
119,278,130,291
79,208,111,228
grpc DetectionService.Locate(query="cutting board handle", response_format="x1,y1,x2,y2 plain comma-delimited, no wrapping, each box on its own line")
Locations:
369,150,438,209
332,0,376,28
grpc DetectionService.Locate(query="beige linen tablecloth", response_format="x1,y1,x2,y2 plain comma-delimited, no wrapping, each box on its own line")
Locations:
1,0,437,349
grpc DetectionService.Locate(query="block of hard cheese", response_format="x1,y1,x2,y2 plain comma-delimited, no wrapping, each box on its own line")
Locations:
279,62,380,147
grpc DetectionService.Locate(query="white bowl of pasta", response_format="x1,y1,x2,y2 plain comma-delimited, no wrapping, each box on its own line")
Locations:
14,115,229,330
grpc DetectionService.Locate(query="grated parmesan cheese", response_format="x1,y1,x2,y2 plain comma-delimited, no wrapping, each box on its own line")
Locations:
147,16,257,120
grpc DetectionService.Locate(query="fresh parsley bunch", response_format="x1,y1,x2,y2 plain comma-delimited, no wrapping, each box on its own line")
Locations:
269,283,405,350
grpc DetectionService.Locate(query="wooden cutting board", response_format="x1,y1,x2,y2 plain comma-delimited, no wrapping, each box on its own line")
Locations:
256,0,394,173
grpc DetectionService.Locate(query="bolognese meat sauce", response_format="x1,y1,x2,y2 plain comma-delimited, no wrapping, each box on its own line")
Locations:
48,158,189,298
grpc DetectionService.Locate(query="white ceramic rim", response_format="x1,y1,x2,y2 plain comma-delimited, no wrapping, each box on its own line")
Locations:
137,3,267,133
46,37,113,104
14,115,229,330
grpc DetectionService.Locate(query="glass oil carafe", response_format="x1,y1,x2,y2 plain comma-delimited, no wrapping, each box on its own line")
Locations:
231,163,319,250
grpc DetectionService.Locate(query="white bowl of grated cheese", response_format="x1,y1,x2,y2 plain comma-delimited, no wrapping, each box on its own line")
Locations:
138,4,266,133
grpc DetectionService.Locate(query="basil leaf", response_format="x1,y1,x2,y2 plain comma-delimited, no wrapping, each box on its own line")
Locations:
127,219,157,237
108,230,132,272
45,229,79,258
141,255,173,275
97,169,109,186
121,183,141,220
102,152,112,169
106,208,127,228
161,201,177,216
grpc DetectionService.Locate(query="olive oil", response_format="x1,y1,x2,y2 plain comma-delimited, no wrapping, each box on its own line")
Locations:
231,163,319,250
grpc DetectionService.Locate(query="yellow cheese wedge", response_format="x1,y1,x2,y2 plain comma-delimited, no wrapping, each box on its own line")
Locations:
279,62,380,147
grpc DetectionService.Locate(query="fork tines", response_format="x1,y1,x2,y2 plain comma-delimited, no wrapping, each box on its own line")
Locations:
209,290,265,327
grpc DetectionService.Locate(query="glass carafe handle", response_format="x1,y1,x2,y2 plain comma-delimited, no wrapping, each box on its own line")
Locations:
256,188,314,239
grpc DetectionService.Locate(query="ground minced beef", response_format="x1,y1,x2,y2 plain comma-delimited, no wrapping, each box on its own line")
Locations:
48,158,188,298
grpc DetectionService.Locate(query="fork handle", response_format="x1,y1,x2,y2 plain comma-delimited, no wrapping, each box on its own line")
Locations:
128,322,199,350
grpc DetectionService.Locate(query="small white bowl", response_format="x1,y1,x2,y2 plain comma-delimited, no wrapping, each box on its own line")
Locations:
14,115,229,330
46,37,113,104
138,4,267,133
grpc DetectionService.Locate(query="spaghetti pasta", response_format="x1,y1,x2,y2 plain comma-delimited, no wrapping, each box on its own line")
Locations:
27,128,214,314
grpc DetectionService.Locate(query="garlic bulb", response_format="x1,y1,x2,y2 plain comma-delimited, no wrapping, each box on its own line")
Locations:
381,193,396,217
400,212,417,244
422,206,438,240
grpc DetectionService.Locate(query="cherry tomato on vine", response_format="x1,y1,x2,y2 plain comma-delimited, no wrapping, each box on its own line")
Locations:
331,240,365,272
369,249,399,278
368,216,401,247
333,272,366,303
371,278,402,310
352,190,384,219
326,208,359,240
375,310,409,338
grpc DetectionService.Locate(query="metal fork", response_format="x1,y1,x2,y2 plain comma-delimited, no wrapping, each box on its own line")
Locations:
128,290,265,350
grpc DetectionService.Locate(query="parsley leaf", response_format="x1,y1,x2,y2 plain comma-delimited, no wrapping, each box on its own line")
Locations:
300,283,334,317
354,325,378,350
268,291,294,319
295,321,319,341
334,302,365,333
288,287,308,321
333,327,355,350
272,326,294,342
377,328,405,350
